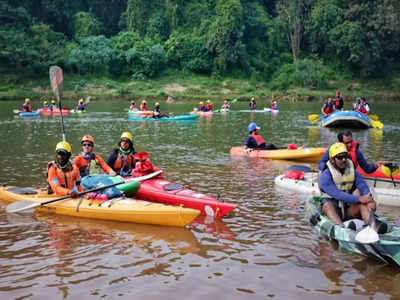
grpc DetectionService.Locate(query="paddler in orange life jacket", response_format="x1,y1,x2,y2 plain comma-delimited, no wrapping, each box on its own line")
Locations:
318,130,386,174
245,122,278,150
140,100,148,111
47,141,82,197
22,98,32,112
106,132,137,176
74,135,116,178
321,97,334,117
205,100,213,111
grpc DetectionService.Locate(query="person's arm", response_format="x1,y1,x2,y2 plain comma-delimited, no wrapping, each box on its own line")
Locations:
354,170,370,195
245,136,257,149
319,170,359,204
356,149,377,173
317,149,329,171
96,154,115,175
48,166,70,196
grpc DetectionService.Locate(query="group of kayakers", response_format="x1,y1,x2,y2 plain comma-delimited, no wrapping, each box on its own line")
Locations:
198,100,213,112
48,131,159,199
22,98,87,112
129,100,169,118
321,91,371,117
352,97,370,115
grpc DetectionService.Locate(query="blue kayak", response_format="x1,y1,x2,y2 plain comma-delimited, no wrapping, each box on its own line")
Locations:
19,110,40,117
128,114,199,121
320,111,371,128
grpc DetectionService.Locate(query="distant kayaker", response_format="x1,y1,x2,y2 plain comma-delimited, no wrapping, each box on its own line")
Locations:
49,100,56,111
22,98,32,112
319,142,378,228
271,100,278,110
321,98,334,117
166,96,174,103
43,100,49,108
205,100,213,112
198,101,206,112
76,98,86,111
334,90,344,111
245,122,278,150
74,135,116,178
352,98,361,111
359,97,370,115
318,130,386,174
221,100,230,110
152,102,169,118
129,100,137,110
106,132,137,176
249,97,256,110
47,141,81,197
140,100,148,111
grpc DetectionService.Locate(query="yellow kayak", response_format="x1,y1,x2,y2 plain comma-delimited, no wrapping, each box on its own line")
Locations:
0,186,200,227
230,146,326,163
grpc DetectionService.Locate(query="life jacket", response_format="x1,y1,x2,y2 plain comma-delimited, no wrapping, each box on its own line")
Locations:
140,104,148,111
77,153,102,177
153,107,161,117
205,104,212,111
113,150,135,176
252,134,266,146
199,104,205,111
347,141,359,168
359,105,367,114
23,103,32,112
130,104,137,110
323,104,333,114
222,104,230,109
321,159,355,199
46,161,80,194
335,99,340,107
132,152,160,177
271,104,278,110
77,103,85,110
249,101,256,109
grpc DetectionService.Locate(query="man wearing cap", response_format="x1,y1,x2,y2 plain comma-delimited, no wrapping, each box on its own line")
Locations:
319,142,376,226
245,122,278,150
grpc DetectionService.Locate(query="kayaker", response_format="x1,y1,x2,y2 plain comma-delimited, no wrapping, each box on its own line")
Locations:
321,98,334,117
334,90,344,111
43,100,49,108
318,130,386,174
359,97,370,115
76,98,86,111
221,100,230,110
129,100,137,110
205,100,213,112
47,141,82,197
106,132,137,176
49,100,56,111
74,135,116,178
22,98,32,112
249,97,256,110
319,142,376,227
152,102,169,118
352,98,361,111
198,101,206,112
166,96,174,103
140,100,148,111
271,100,278,110
245,122,278,150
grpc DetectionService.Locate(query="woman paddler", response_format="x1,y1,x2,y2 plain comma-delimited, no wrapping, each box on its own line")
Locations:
106,132,137,176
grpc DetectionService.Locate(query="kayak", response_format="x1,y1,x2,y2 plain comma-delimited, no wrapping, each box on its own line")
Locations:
128,109,153,117
358,165,400,181
237,109,268,113
319,111,371,128
19,110,40,117
128,114,199,121
305,196,400,267
263,108,279,113
274,171,400,206
0,186,200,227
40,108,69,116
230,146,326,163
130,177,237,218
191,111,214,116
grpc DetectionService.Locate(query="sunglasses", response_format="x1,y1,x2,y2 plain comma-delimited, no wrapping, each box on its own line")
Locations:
120,139,130,143
56,150,69,156
82,143,93,147
335,154,348,160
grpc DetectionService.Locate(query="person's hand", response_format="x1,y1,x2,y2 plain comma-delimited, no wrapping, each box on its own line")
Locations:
109,170,117,176
68,190,79,198
374,161,387,169
244,148,253,153
358,193,373,204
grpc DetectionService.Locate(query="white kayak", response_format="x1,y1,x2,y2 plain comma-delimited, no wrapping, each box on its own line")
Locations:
274,171,400,207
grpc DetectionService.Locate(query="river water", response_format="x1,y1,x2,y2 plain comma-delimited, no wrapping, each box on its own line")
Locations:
0,100,400,299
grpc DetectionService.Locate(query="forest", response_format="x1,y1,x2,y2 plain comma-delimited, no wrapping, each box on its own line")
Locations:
1,0,400,99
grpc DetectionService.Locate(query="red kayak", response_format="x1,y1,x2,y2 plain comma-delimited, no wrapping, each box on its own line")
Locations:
129,177,237,218
358,165,400,180
40,108,69,116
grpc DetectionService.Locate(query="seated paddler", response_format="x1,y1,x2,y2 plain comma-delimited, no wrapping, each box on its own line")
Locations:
245,122,278,150
106,131,137,176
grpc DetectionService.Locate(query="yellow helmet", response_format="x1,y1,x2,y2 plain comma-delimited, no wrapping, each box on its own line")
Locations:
155,102,160,106
25,98,30,103
329,142,348,159
207,100,211,103
120,132,133,142
142,100,147,103
79,98,84,103
81,135,95,145
44,101,48,105
199,101,204,105
381,163,399,178
51,100,56,104
251,97,255,101
224,100,228,103
55,141,72,153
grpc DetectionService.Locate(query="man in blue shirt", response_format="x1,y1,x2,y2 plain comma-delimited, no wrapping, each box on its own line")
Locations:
319,143,375,226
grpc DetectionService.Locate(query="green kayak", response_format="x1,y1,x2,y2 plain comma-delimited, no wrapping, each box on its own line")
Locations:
305,196,400,266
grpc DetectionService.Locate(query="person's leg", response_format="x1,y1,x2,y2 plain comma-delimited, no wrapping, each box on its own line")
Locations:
322,202,343,225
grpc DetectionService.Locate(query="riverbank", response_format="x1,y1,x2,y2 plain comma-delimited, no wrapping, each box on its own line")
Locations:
1,71,400,103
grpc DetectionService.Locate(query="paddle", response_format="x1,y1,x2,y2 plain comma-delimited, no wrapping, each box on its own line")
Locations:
6,170,163,213
355,210,379,244
308,114,320,121
13,109,21,114
369,114,379,121
49,66,66,141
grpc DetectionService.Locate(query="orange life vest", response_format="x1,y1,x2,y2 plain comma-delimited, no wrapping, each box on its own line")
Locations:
348,141,359,168
113,152,135,175
47,161,81,195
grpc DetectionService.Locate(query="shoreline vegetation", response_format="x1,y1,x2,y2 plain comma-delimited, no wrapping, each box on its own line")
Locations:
1,72,400,103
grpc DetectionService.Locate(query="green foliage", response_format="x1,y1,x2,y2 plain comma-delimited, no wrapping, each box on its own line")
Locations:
147,12,169,42
125,0,150,36
74,79,86,92
74,12,102,40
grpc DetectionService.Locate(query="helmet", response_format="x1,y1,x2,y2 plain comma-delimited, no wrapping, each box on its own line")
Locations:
251,97,255,101
120,132,133,142
207,100,211,103
155,102,160,106
44,101,48,105
81,135,95,145
199,101,204,105
142,100,147,103
381,163,399,178
131,100,135,104
248,122,260,133
329,142,348,159
79,99,84,103
51,100,56,104
224,100,228,103
55,141,72,154
25,98,30,103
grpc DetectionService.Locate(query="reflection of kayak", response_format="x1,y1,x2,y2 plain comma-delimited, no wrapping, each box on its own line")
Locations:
320,111,371,128
189,215,235,241
128,114,199,121
19,110,40,117
275,171,400,206
132,177,237,218
306,196,400,267
191,111,214,116
0,186,200,227
40,108,69,116
237,109,268,113
230,146,326,162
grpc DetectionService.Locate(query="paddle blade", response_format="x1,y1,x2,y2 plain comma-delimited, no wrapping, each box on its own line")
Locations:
369,114,379,121
311,117,321,125
6,201,39,213
231,98,237,103
13,109,21,114
308,114,320,121
49,66,63,100
371,120,383,129
355,226,380,244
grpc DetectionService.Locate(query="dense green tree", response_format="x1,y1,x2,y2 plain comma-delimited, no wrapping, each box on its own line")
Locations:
74,12,102,40
125,0,151,36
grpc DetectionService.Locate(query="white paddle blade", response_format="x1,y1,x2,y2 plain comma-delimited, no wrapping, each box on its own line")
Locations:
6,201,39,213
355,226,380,244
